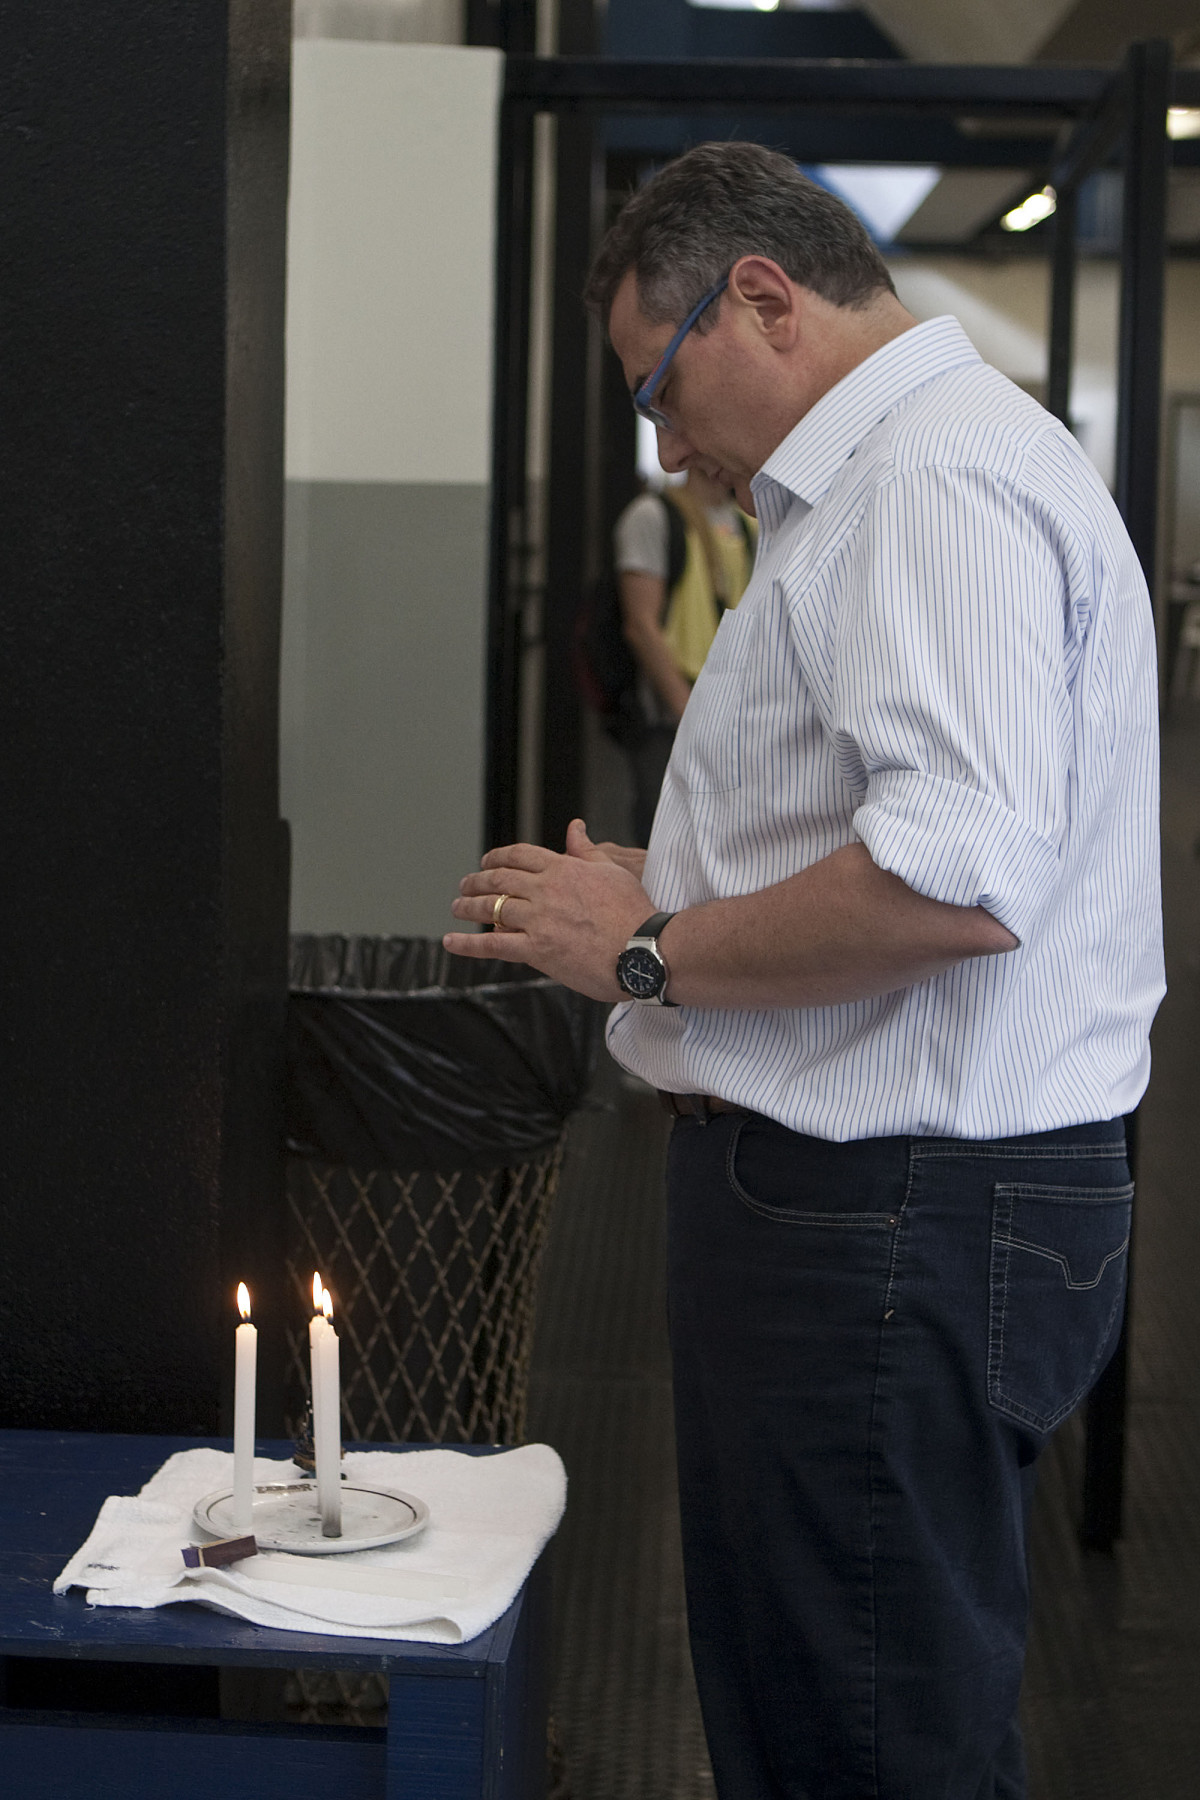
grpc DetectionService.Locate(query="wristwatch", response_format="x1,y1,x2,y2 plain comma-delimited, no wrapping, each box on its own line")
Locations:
616,911,679,1006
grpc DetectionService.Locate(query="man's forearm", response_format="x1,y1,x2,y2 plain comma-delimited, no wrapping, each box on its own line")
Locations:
447,831,1019,1009
656,843,1017,1010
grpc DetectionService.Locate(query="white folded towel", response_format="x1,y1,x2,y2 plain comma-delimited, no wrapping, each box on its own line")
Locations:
53,1445,566,1644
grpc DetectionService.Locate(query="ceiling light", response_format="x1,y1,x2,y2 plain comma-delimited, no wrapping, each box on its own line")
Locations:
1168,108,1200,140
1001,187,1057,232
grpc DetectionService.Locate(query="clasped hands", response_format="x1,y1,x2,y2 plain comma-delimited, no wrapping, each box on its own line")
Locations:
444,819,651,1002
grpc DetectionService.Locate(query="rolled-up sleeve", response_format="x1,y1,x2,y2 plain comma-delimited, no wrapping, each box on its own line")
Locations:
836,463,1070,943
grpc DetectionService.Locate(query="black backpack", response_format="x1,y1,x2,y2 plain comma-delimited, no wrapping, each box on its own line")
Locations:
573,494,689,745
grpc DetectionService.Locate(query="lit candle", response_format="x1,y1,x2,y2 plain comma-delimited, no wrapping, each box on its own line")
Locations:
308,1272,327,1462
310,1276,342,1537
232,1282,257,1530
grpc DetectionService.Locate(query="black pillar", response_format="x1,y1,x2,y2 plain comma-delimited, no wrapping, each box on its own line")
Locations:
540,1,601,851
1080,43,1170,1553
0,1,291,1435
1046,183,1078,429
1114,39,1171,592
486,95,536,849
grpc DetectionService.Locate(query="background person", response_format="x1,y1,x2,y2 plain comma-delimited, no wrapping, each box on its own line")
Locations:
615,466,756,844
447,141,1164,1800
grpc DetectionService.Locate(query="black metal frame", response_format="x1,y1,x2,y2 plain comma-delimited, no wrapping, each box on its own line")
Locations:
485,97,535,854
505,57,1111,113
486,47,1188,1539
488,52,1199,847
1044,41,1175,1551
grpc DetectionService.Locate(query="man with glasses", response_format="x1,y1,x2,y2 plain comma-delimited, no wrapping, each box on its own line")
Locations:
447,141,1162,1799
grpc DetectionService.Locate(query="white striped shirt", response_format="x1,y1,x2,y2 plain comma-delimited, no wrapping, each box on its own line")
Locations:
607,316,1165,1141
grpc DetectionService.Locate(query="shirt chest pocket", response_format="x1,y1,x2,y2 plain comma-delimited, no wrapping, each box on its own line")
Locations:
671,601,757,794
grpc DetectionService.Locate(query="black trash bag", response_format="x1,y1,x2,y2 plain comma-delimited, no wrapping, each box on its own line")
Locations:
286,935,604,1173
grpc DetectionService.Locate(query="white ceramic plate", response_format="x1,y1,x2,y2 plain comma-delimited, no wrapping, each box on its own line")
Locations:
192,1482,429,1554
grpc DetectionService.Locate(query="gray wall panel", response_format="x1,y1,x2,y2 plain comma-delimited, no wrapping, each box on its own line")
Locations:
282,479,487,938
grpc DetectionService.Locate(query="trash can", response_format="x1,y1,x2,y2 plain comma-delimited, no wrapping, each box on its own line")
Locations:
283,934,602,1446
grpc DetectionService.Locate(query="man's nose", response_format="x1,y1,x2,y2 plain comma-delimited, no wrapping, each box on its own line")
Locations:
655,423,693,472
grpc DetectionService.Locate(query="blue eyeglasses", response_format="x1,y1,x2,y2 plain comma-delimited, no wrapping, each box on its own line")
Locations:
632,274,730,430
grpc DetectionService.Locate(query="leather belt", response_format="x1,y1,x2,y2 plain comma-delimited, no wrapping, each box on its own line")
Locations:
658,1091,754,1121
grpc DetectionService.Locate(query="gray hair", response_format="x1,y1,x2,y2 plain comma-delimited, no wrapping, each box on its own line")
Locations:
584,140,896,333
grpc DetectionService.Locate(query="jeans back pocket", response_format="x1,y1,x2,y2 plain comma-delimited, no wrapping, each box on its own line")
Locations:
989,1180,1133,1434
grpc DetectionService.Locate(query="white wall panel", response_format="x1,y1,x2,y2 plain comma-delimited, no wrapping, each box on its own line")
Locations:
282,42,499,937
286,41,501,484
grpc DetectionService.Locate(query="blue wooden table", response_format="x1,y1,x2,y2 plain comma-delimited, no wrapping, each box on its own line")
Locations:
0,1430,549,1799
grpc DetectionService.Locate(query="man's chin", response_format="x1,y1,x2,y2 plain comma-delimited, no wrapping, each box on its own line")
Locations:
695,461,754,515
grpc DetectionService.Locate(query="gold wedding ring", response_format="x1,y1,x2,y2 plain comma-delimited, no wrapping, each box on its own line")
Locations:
493,893,512,930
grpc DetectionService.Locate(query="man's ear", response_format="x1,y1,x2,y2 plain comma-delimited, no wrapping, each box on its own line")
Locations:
726,255,800,345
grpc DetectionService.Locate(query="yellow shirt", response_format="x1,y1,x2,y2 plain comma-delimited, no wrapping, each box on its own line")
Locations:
662,503,757,684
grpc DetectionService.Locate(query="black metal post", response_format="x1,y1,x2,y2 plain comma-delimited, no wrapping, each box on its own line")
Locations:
485,94,536,848
539,112,596,850
1114,39,1172,591
1081,1111,1139,1550
1046,30,1138,438
538,1,602,851
1080,42,1171,1552
1046,182,1078,429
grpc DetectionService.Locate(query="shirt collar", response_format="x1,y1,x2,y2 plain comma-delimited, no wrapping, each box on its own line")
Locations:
752,316,983,514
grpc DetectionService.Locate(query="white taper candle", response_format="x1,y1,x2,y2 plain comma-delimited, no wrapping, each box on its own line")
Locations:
314,1288,341,1540
232,1282,257,1530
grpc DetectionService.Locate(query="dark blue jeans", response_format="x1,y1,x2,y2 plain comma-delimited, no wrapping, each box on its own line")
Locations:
666,1112,1132,1800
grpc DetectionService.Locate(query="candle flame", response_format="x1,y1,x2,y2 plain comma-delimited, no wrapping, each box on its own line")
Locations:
237,1281,251,1322
312,1272,324,1312
321,1289,333,1322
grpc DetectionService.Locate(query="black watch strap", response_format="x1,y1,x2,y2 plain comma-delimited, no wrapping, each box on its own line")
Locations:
634,911,675,940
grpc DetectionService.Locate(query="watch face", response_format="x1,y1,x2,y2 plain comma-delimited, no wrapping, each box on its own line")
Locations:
617,945,665,1000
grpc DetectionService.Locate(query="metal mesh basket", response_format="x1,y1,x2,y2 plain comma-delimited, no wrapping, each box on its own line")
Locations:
282,1135,566,1742
284,1137,566,1445
281,935,591,1773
